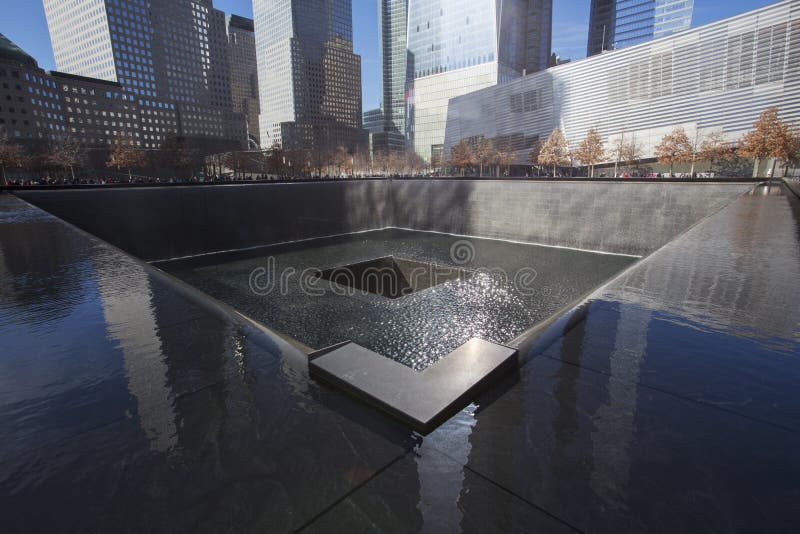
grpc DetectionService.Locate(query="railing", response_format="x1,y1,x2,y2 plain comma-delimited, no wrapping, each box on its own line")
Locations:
1,174,766,191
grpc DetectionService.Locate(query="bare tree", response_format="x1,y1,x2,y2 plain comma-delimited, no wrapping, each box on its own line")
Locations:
406,150,427,176
490,137,515,177
285,148,309,178
738,107,795,178
786,128,800,177
572,128,605,178
222,151,251,179
309,145,332,177
528,139,542,176
0,135,25,185
449,139,475,176
475,137,494,177
698,130,736,174
654,127,693,176
386,151,404,175
48,136,84,180
621,134,644,174
107,134,145,181
538,128,570,177
610,133,626,178
265,143,286,176
332,145,350,176
159,135,200,179
372,150,388,175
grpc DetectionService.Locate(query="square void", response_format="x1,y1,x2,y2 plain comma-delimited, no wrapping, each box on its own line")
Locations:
315,256,473,299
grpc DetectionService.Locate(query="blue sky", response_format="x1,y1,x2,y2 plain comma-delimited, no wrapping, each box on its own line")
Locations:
2,0,779,111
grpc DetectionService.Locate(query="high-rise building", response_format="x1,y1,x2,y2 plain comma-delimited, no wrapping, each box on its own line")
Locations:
377,0,410,154
381,0,552,162
362,107,386,164
253,0,366,153
588,0,694,56
42,0,247,151
227,15,260,148
363,108,385,134
0,33,66,142
0,32,142,151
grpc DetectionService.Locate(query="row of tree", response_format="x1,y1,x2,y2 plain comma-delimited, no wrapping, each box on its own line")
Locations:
3,107,798,183
211,143,429,179
0,136,88,184
449,137,517,177
448,107,800,178
0,133,210,184
0,132,432,184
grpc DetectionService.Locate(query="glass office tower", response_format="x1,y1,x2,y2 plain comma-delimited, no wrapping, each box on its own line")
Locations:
377,0,410,154
389,0,552,162
588,0,694,56
254,0,365,152
227,15,260,148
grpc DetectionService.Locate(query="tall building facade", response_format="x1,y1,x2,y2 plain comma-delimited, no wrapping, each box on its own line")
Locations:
0,34,65,142
0,32,141,150
444,0,800,169
254,0,366,153
227,15,260,148
378,0,410,154
383,0,552,162
588,0,694,56
42,0,247,151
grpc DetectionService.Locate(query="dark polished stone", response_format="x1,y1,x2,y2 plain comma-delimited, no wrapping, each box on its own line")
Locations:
0,195,413,533
3,182,800,534
16,180,751,261
310,339,518,433
304,448,577,533
420,355,800,533
539,193,800,431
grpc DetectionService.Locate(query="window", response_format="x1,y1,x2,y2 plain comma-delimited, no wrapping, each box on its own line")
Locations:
523,90,539,112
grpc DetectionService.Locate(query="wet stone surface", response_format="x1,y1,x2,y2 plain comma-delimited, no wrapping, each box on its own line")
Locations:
165,229,636,370
3,186,800,533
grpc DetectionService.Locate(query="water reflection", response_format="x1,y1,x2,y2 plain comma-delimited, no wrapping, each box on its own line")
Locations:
589,304,651,508
611,194,800,349
416,406,475,530
95,265,177,452
415,191,800,531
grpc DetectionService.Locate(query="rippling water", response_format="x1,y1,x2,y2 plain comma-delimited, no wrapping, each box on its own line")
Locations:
167,229,636,369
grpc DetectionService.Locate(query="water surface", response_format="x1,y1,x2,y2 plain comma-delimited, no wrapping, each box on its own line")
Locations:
166,229,636,369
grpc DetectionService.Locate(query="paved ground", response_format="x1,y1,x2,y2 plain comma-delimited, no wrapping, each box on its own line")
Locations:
1,186,799,533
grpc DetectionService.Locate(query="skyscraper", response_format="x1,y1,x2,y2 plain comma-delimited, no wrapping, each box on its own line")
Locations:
253,0,366,153
377,0,410,155
588,0,694,56
43,0,247,150
380,0,553,162
227,15,260,148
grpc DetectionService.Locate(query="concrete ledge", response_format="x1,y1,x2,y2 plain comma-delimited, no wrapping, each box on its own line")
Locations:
309,338,518,434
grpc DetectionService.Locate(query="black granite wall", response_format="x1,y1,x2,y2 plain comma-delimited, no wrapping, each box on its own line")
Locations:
389,180,752,256
16,179,751,261
784,178,800,199
16,181,392,261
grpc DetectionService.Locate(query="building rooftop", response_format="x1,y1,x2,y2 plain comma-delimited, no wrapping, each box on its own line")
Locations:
48,70,123,88
227,14,255,32
0,33,38,68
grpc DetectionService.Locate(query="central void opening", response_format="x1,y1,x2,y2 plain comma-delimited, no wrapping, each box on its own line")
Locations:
162,229,637,370
315,256,473,299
